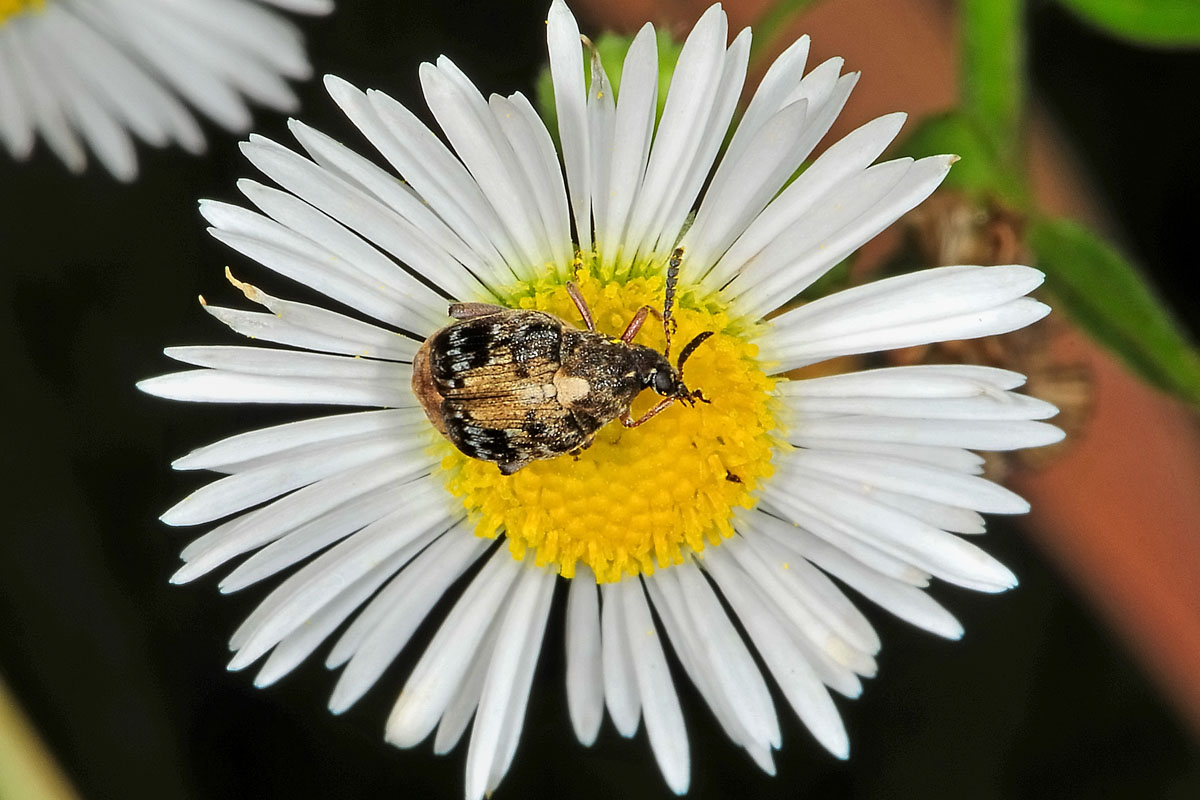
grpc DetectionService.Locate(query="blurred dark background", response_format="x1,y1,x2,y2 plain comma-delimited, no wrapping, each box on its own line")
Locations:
1,0,1198,798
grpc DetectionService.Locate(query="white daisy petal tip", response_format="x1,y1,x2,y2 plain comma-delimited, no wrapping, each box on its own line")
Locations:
168,560,205,586
226,648,259,674
136,374,188,401
383,711,426,750
980,563,1020,593
832,739,851,761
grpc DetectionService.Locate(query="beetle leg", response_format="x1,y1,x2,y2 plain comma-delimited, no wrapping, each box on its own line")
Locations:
620,306,649,343
619,305,663,343
620,397,675,428
566,281,595,332
448,302,508,319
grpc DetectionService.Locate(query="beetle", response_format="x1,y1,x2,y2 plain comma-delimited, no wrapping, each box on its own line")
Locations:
411,248,713,475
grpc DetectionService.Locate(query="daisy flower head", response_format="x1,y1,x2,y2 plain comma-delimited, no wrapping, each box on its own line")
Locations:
0,0,332,180
140,1,1064,796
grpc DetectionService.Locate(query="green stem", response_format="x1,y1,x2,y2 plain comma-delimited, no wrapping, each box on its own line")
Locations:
961,0,1025,169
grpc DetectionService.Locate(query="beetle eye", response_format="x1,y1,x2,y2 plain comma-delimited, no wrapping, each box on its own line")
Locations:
652,370,674,395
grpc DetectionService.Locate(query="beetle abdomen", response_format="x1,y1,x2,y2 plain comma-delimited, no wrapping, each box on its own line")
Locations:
418,310,595,472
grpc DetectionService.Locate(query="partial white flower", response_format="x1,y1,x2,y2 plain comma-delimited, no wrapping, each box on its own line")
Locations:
140,1,1063,796
0,0,332,180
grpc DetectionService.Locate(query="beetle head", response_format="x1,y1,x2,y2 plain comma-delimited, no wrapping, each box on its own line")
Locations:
632,330,713,405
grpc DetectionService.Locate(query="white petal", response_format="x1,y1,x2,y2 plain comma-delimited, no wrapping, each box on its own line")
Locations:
565,565,604,746
762,476,1018,592
240,135,487,305
455,564,543,800
728,155,955,318
601,581,641,737
227,503,455,670
203,287,420,362
788,416,1066,452
759,266,1051,371
788,436,985,474
259,0,333,13
490,92,574,274
171,409,422,472
623,4,727,263
701,549,849,758
161,434,426,526
782,364,1029,397
385,550,521,748
173,458,430,584
287,119,505,296
0,32,36,157
748,510,963,639
783,390,1057,422
780,449,1030,514
586,44,616,257
470,566,556,798
701,111,905,290
657,563,781,753
684,97,810,274
547,0,591,252
735,532,881,655
137,368,412,407
434,616,498,755
2,25,87,171
779,58,855,146
720,34,810,170
647,25,751,262
78,1,252,132
619,579,690,795
420,59,550,276
220,482,413,592
241,169,453,306
252,539,419,689
200,199,439,330
326,527,486,675
724,536,877,678
25,10,137,180
163,344,407,380
323,76,516,286
598,23,656,274
328,529,489,713
757,498,932,587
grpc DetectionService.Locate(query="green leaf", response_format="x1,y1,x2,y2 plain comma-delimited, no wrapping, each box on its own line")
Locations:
1030,216,1200,404
1056,0,1200,47
897,112,1027,203
961,0,1024,167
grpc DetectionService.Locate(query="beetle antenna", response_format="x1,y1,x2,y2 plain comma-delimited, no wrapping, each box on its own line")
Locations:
676,330,714,375
663,247,683,359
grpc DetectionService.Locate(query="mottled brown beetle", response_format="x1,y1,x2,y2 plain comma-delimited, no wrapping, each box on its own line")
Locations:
412,248,713,475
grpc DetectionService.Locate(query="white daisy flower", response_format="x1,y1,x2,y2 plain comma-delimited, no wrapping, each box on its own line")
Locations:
139,1,1064,795
0,0,332,180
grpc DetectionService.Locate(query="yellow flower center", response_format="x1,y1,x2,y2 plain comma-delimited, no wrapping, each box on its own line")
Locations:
436,266,782,583
0,0,45,24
